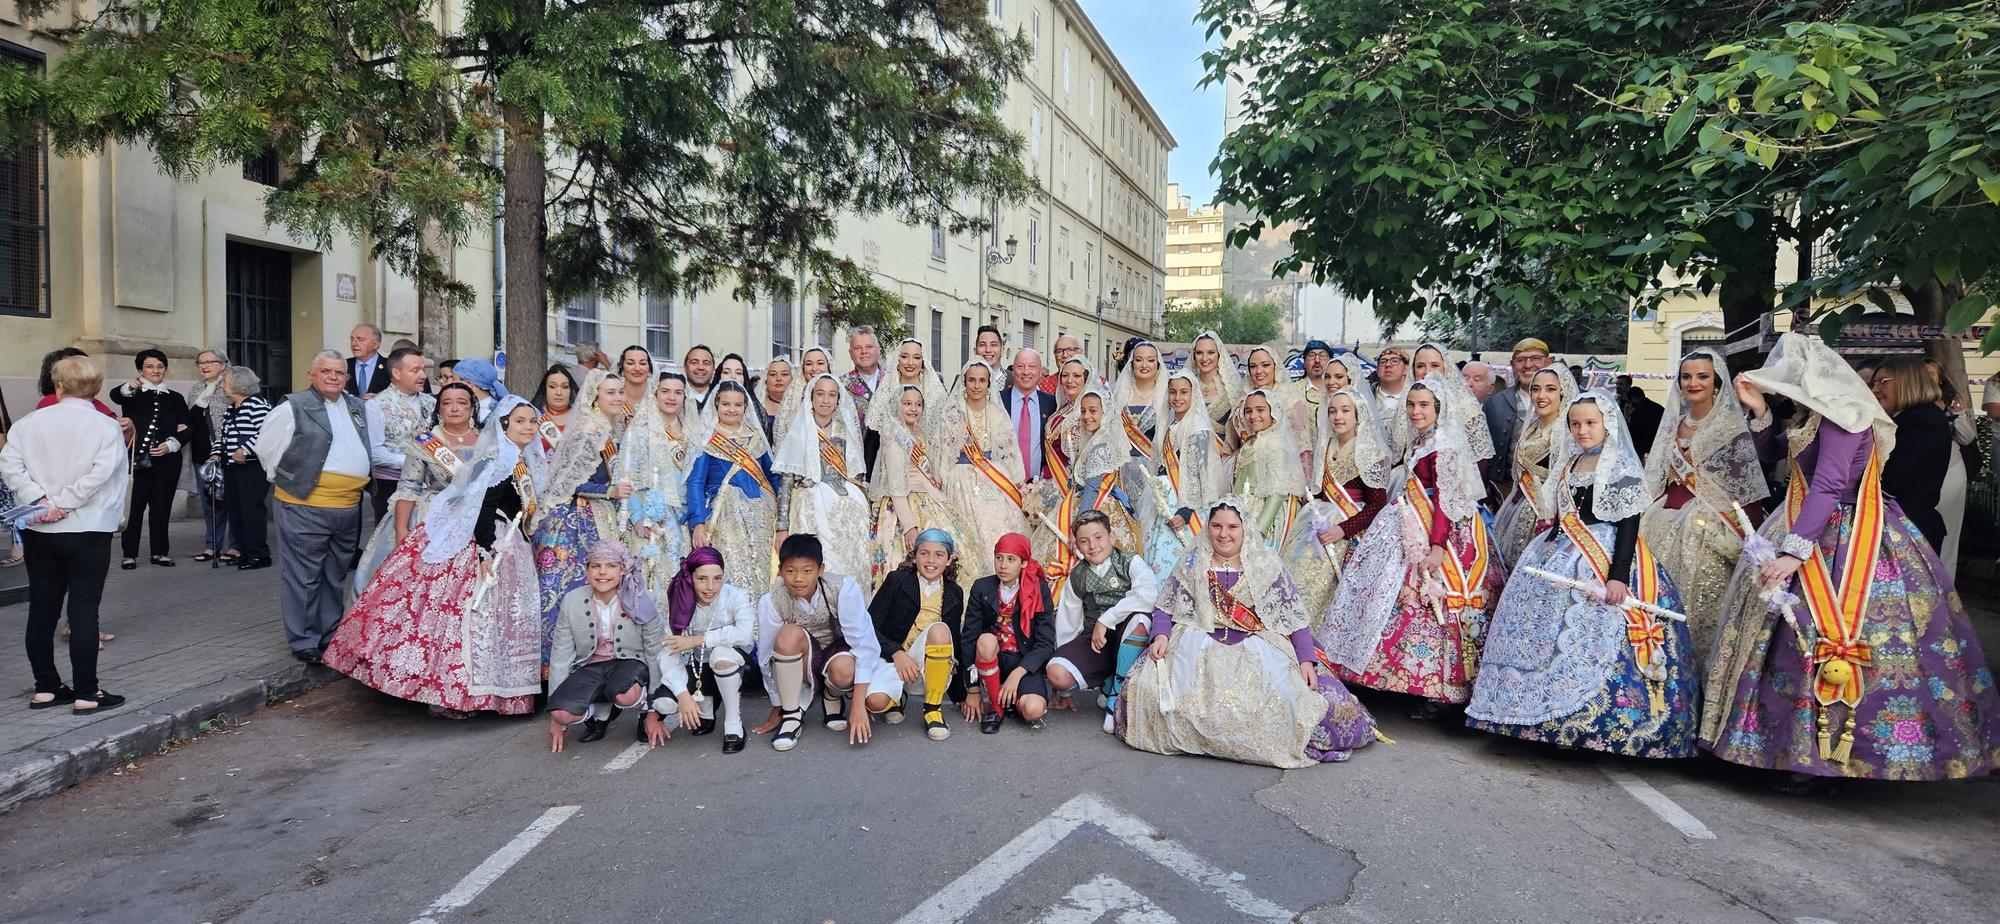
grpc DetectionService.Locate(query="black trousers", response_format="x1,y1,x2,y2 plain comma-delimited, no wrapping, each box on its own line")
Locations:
121,454,183,559
23,530,111,695
368,478,398,525
223,462,271,558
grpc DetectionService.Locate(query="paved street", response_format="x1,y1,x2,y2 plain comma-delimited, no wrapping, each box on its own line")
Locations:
1,668,1995,923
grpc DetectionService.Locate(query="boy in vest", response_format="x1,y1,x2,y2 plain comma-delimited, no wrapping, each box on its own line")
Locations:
755,534,879,751
865,530,971,740
1047,510,1159,733
547,541,665,752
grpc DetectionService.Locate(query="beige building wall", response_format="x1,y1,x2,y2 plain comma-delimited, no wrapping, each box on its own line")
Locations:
1163,182,1223,308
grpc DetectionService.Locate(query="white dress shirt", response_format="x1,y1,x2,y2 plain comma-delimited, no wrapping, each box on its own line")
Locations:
1011,388,1044,479
255,394,372,482
0,397,131,534
755,574,880,704
1052,554,1159,646
657,584,759,697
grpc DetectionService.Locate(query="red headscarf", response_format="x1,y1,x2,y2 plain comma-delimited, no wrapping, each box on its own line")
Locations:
994,533,1045,630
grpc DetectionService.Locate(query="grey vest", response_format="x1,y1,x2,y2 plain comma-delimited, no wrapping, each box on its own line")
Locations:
273,389,370,501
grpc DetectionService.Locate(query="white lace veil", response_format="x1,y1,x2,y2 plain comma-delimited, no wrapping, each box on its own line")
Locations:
696,379,768,450
1313,387,1394,490
1234,387,1310,499
1075,383,1135,483
1740,332,1897,455
1183,495,1308,636
774,345,836,447
422,395,542,564
1642,348,1765,507
1187,330,1243,412
1329,352,1368,394
1109,340,1170,436
773,372,866,480
542,381,623,510
619,367,696,517
867,383,944,500
1162,368,1216,460
949,359,1024,479
865,337,955,434
1541,390,1650,523
1415,341,1496,461
1402,376,1487,523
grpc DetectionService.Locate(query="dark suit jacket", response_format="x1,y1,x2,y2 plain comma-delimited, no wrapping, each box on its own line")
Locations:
998,385,1059,479
964,574,1057,675
1624,391,1665,460
868,569,970,702
346,355,392,397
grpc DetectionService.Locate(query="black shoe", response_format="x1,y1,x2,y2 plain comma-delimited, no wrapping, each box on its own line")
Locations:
980,713,1003,735
120,559,136,571
689,717,718,736
722,733,745,754
150,555,176,567
923,704,950,741
292,649,321,665
72,691,127,715
1405,700,1443,721
237,556,272,571
29,685,77,710
636,714,653,743
579,717,609,743
822,695,848,731
885,696,909,725
773,708,806,752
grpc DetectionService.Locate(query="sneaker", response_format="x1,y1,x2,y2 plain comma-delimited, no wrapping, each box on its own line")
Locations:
980,713,1003,735
1102,711,1116,734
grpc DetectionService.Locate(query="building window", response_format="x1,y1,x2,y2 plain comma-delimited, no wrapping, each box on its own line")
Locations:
644,291,674,357
905,303,918,333
1028,216,1040,265
562,293,601,347
1022,319,1040,350
992,0,1002,19
1030,10,1040,61
960,316,972,363
771,289,795,358
243,146,280,186
931,222,947,262
930,309,944,367
0,45,47,317
1062,46,1072,95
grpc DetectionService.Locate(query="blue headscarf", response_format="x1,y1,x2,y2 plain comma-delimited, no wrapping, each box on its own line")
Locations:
454,358,508,399
914,528,955,556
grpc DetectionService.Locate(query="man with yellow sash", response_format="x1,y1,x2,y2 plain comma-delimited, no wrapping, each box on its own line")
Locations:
256,350,374,664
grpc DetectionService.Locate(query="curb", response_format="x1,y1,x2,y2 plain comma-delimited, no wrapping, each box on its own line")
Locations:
0,658,343,815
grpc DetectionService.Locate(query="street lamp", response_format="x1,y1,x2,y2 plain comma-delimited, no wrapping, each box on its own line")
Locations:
986,234,1018,267
1095,286,1120,370
979,232,1018,349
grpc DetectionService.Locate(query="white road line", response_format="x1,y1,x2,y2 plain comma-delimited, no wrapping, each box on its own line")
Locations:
600,742,650,773
408,805,581,924
1600,768,1716,840
1030,874,1178,924
894,792,1293,924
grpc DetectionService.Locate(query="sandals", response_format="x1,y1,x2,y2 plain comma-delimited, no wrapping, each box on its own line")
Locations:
150,555,177,567
72,691,127,715
924,705,950,741
120,559,137,571
192,551,216,563
772,708,805,751
29,686,76,710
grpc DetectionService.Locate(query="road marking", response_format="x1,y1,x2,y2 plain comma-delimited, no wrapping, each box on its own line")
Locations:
408,805,580,924
600,742,650,773
1600,768,1715,840
893,792,1292,924
1030,874,1177,924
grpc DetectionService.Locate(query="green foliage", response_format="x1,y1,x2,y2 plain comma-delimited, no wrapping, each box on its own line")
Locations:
0,0,1033,314
1164,294,1283,344
1417,303,1629,357
1622,1,2000,345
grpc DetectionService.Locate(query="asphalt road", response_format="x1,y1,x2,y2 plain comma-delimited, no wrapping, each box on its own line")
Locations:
1,681,1994,924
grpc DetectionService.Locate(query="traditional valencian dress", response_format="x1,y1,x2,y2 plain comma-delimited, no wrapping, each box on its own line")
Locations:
1491,369,1577,571
1302,386,1394,616
1318,375,1501,705
352,425,471,595
1041,358,1101,492
868,386,976,590
1466,393,1698,757
1029,392,1145,595
322,396,546,715
1119,497,1378,767
685,389,780,599
1143,371,1227,577
1638,347,1769,660
943,361,1029,581
533,403,624,664
622,394,694,598
1702,334,1999,780
1188,330,1243,434
774,373,874,582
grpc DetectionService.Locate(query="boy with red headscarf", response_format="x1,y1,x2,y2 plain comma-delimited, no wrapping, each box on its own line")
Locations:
965,532,1057,733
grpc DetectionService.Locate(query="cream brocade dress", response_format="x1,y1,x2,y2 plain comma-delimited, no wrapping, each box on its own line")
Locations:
1637,418,1760,658
943,404,1028,580
779,427,873,583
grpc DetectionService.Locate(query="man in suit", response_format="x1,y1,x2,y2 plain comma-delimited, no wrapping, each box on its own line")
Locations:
1481,337,1552,502
843,326,886,472
345,324,390,399
1000,347,1057,481
1619,375,1665,460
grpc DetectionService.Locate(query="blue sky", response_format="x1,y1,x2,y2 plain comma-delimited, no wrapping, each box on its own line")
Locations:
1085,0,1224,207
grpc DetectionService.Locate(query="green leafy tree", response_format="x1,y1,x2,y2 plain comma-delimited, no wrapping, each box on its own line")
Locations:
1418,304,1628,357
1164,293,1283,344
0,0,1029,392
1621,0,2000,381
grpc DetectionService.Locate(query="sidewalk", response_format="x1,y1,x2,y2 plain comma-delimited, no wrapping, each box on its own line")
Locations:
0,518,341,814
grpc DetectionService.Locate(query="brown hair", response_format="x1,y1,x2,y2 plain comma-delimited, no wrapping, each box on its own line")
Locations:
1874,356,1942,414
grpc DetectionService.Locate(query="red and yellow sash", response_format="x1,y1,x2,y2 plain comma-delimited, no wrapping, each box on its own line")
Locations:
962,423,1025,509
1044,425,1071,489
1405,477,1489,610
1162,436,1203,532
1122,409,1154,458
1786,445,1886,762
1559,513,1668,697
909,441,946,492
817,431,860,488
706,430,774,495
511,461,539,524
535,414,564,453
415,431,466,477
1323,471,1362,521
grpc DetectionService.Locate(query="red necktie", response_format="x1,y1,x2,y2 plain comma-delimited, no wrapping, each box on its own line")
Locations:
1017,393,1034,476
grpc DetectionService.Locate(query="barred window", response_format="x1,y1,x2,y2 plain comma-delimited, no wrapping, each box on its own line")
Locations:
562,293,601,347
243,146,280,186
0,43,48,317
643,290,673,357
770,289,795,358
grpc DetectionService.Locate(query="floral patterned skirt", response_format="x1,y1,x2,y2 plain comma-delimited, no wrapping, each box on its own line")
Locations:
1702,503,2000,780
1639,494,1744,662
533,498,616,666
321,525,537,715
1320,506,1498,704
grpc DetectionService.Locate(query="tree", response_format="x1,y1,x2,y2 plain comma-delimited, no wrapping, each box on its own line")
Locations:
1417,303,1628,357
1621,0,2000,378
1200,0,1799,338
0,0,1030,393
1164,293,1283,344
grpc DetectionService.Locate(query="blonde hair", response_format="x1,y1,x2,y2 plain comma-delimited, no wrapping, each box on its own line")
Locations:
50,355,102,398
1873,355,1942,414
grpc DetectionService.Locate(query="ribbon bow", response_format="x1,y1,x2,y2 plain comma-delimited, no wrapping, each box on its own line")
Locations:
1811,638,1873,707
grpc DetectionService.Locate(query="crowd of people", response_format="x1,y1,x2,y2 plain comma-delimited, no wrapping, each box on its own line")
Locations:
2,323,1996,788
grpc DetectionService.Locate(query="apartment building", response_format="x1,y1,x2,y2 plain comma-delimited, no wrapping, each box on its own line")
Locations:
1164,182,1223,308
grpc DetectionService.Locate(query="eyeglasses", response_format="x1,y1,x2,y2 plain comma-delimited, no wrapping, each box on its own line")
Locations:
197,359,223,366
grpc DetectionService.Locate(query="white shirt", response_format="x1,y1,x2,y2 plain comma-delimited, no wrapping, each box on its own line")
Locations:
656,584,758,698
255,393,372,482
1053,554,1159,646
0,397,131,534
353,354,379,391
755,575,880,704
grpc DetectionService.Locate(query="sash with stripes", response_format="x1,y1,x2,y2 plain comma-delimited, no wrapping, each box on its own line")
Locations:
1162,435,1203,531
535,415,564,453
1122,409,1154,458
1404,477,1489,611
908,441,947,492
511,461,539,524
1558,512,1667,689
1786,443,1886,762
1043,423,1071,489
961,423,1025,509
817,431,862,489
1322,470,1362,521
705,431,774,495
415,431,466,478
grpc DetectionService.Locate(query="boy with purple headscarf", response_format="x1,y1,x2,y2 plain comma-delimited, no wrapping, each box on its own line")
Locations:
640,546,758,753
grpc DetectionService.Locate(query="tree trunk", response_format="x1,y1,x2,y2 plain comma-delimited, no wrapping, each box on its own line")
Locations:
1707,209,1780,345
502,100,547,398
1907,281,1972,411
416,219,455,358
